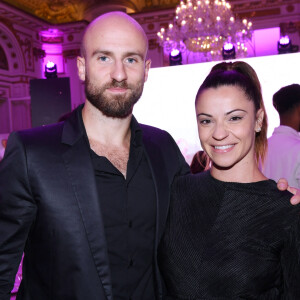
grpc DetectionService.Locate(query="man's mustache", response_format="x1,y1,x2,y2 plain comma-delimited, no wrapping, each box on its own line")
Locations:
105,80,129,89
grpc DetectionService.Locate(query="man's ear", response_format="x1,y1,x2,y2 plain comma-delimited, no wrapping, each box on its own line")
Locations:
144,59,151,82
77,56,86,81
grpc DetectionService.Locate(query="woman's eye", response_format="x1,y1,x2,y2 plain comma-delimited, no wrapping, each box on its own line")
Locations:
200,119,211,125
230,116,242,121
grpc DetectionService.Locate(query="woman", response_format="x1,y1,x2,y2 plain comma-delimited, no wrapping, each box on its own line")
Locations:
158,61,300,298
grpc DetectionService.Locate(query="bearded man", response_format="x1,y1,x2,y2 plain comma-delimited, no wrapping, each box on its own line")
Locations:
0,12,190,300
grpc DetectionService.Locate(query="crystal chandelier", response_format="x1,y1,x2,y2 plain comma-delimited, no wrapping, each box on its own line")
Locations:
157,0,253,61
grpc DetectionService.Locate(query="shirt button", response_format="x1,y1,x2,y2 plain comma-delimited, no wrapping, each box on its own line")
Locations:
128,220,132,228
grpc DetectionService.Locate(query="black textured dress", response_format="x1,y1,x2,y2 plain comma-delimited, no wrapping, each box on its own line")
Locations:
158,171,300,299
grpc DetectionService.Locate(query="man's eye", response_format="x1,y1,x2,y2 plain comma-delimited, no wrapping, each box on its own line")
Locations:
126,58,136,64
98,56,109,62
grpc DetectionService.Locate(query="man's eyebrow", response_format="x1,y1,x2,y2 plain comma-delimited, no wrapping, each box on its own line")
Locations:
91,49,145,60
91,50,111,57
125,52,145,60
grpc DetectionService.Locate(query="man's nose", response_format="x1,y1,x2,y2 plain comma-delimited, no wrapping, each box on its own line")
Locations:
110,60,128,82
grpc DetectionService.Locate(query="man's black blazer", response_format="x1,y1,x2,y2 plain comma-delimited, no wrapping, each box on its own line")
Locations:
0,105,189,300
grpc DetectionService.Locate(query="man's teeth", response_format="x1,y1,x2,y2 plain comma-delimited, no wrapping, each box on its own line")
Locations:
214,145,233,150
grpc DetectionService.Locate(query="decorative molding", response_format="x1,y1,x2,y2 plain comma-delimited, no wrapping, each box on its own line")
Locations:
63,48,81,60
236,8,281,19
0,28,19,71
33,1,86,24
148,38,159,50
41,35,64,43
0,5,45,31
0,87,9,99
0,2,87,36
33,47,46,59
17,33,33,71
280,21,300,36
0,46,9,70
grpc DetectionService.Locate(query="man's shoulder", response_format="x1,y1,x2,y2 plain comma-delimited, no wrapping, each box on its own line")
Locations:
139,123,176,146
11,122,64,145
139,123,167,135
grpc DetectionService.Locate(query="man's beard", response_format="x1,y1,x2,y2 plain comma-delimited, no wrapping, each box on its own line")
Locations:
85,75,144,118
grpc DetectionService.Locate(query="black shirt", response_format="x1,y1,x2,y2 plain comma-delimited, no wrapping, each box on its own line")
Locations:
159,171,300,299
90,117,157,300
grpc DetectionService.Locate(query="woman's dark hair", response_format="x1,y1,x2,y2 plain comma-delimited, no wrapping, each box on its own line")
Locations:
195,61,268,164
190,150,210,174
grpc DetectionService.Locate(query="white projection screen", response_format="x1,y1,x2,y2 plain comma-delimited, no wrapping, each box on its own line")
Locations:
134,53,300,163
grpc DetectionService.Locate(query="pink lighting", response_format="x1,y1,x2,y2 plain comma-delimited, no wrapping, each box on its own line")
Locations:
171,49,180,57
46,61,55,68
45,61,57,78
279,36,290,46
39,28,64,78
223,42,234,51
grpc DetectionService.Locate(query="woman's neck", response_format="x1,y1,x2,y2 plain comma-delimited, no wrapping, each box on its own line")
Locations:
210,161,267,183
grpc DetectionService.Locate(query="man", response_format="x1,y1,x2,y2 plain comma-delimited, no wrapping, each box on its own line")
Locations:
0,12,299,300
263,84,300,188
0,12,189,300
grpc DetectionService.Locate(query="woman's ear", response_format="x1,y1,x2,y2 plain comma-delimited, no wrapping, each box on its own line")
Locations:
255,108,264,133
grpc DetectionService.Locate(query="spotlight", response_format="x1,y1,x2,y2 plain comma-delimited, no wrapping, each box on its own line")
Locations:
45,61,57,79
222,43,236,60
277,36,298,54
169,49,182,66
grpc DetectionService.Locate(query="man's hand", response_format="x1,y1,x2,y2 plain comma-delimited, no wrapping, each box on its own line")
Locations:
277,178,300,205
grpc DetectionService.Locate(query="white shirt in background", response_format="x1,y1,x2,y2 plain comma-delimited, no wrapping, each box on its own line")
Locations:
263,125,300,188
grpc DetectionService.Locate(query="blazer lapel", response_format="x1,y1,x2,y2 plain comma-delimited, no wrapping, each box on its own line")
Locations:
61,107,113,300
142,134,170,244
142,131,170,298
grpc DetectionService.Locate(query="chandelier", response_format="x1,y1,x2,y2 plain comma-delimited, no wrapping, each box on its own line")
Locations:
157,0,253,61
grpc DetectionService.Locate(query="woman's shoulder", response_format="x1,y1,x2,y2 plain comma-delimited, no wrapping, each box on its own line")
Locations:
267,181,300,219
171,171,226,207
236,179,300,225
173,170,215,191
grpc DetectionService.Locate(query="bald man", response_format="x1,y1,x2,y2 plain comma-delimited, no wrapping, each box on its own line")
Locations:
0,12,189,300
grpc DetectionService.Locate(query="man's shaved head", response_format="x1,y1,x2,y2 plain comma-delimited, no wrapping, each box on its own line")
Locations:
81,11,148,59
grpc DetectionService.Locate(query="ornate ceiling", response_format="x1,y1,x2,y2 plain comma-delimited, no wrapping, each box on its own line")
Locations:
2,0,180,23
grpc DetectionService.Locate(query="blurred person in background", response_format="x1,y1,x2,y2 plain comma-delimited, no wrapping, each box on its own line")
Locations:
190,150,209,174
263,84,300,188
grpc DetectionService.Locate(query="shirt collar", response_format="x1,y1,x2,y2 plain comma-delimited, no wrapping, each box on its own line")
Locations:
130,115,143,147
273,125,300,138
